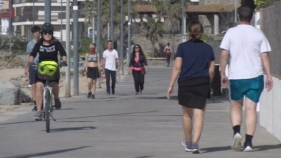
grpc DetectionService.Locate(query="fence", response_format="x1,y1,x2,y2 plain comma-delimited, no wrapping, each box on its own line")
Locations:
0,51,12,57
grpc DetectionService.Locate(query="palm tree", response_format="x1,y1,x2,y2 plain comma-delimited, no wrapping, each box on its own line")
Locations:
83,0,139,54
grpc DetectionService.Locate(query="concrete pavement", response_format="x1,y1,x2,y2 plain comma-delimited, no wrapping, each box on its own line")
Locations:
0,61,280,158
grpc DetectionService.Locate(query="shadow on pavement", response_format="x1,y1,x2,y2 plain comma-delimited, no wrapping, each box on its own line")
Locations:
48,126,96,133
202,144,281,153
60,110,158,120
137,96,178,100
0,121,35,126
3,146,91,158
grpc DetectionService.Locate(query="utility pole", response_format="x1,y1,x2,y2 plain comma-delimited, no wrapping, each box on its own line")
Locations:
182,0,185,36
92,0,95,44
120,0,124,75
45,0,51,23
97,0,101,88
65,0,71,97
235,0,238,24
110,0,114,42
9,0,12,53
127,0,131,65
73,0,79,95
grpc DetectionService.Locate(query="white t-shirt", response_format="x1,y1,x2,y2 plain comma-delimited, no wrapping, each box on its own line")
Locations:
220,25,271,80
103,49,119,71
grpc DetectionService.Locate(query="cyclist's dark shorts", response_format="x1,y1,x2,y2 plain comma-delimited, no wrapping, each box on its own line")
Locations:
29,67,37,85
36,69,60,85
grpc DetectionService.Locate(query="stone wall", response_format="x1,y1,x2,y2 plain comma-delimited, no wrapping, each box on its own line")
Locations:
199,0,240,5
131,34,222,63
261,2,281,78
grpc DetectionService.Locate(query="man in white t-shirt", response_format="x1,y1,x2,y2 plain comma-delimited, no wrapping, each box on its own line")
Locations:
103,40,120,95
220,6,273,152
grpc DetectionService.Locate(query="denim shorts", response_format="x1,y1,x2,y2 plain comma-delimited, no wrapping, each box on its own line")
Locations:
229,75,264,103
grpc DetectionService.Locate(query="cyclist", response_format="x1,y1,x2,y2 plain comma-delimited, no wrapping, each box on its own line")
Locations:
29,23,67,121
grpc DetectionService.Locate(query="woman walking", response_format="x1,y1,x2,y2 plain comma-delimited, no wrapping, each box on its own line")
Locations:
167,21,215,154
83,44,101,99
128,44,148,95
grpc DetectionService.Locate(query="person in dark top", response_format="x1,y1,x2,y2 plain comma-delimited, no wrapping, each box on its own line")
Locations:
128,44,148,95
29,23,67,121
167,21,215,154
83,43,101,99
164,43,172,67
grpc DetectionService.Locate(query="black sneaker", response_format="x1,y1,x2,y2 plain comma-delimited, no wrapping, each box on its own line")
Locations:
54,99,61,110
34,111,42,121
91,94,95,99
32,106,37,111
112,89,115,95
87,92,92,98
192,142,202,154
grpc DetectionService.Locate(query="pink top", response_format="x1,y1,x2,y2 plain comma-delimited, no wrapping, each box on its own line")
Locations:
131,56,142,71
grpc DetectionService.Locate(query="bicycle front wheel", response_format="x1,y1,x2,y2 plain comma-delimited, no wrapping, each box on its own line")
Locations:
45,89,51,133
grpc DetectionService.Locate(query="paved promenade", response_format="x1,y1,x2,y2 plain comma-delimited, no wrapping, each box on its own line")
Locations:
0,61,280,158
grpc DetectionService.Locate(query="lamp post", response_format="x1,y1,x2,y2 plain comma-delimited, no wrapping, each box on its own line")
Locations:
65,0,71,97
120,0,124,75
0,1,3,36
127,0,131,66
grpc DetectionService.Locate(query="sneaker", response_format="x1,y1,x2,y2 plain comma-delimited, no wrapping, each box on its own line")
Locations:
91,94,95,99
112,89,115,95
54,99,61,110
231,133,242,151
243,142,253,152
87,92,92,98
135,92,139,95
192,142,202,154
140,89,143,94
34,111,42,121
32,106,37,111
182,140,192,152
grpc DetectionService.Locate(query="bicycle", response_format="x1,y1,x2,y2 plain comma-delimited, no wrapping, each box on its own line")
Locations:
30,61,67,133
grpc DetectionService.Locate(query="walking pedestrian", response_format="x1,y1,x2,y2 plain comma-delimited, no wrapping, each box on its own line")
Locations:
128,44,148,95
24,25,41,111
163,43,172,67
102,40,120,95
220,6,273,152
83,44,101,99
167,21,215,154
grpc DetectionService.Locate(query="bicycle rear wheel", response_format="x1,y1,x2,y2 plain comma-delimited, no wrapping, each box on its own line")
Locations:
45,89,51,133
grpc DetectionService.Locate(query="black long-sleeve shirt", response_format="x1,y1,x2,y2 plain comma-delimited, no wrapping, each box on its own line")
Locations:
129,54,148,68
30,41,67,62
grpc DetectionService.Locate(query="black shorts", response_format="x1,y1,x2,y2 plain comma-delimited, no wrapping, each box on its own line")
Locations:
87,67,100,79
178,77,210,109
29,68,37,85
36,69,60,84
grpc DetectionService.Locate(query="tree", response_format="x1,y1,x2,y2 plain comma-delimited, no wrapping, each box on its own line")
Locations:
83,0,139,54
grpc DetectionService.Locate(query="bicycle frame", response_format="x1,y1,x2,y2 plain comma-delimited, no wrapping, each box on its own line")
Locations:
42,80,54,114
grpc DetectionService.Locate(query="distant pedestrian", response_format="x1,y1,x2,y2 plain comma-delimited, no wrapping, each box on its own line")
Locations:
220,6,273,152
102,40,120,95
83,44,101,99
167,21,215,154
163,43,172,67
24,25,41,111
128,44,148,95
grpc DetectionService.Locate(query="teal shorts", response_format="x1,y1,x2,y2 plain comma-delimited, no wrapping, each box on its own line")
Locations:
229,75,264,103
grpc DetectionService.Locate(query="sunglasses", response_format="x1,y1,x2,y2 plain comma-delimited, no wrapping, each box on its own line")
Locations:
43,31,53,35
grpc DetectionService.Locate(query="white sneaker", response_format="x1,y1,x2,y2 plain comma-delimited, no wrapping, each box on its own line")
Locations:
243,145,253,152
231,133,242,151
